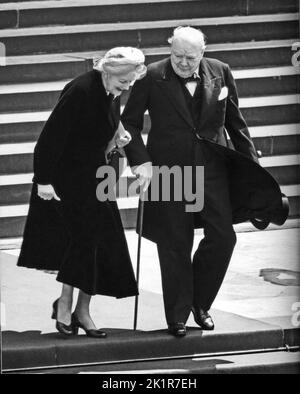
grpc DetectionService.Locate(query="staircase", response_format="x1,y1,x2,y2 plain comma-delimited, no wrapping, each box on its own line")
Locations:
0,0,299,241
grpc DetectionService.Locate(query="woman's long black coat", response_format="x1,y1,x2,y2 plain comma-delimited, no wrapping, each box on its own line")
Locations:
17,70,138,298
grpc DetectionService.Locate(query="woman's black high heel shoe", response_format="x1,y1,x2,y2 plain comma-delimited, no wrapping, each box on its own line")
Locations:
71,313,107,338
52,299,75,336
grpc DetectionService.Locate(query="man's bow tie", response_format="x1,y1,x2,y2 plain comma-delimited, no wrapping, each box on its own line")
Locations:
180,74,201,84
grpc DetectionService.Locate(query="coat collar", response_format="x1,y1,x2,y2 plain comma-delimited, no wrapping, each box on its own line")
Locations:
197,58,221,129
158,59,193,128
92,70,120,132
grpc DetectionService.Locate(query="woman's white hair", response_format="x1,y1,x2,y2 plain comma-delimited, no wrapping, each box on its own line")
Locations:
168,26,206,50
93,47,147,80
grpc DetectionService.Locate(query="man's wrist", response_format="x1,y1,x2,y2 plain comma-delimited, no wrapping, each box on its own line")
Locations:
132,161,152,174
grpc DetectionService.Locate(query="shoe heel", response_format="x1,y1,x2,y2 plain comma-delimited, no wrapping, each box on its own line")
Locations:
51,300,58,320
73,326,79,335
51,298,59,320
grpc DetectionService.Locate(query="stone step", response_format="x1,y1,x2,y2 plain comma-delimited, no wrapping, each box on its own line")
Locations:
0,13,298,56
266,165,300,186
241,103,299,127
0,66,299,113
13,350,299,374
1,40,296,84
1,0,297,29
254,133,300,157
2,307,299,372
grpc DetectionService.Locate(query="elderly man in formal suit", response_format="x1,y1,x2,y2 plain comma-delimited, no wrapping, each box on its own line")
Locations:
122,26,259,337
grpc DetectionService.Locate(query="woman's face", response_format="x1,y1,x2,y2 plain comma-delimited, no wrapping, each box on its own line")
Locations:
104,71,137,96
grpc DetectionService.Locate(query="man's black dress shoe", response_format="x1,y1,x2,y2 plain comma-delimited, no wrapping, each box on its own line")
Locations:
191,307,215,330
168,323,187,337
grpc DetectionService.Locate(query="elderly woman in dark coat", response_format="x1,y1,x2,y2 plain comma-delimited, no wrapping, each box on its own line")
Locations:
17,47,147,338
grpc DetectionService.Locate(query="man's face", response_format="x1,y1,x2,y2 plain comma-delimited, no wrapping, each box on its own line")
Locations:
105,71,136,96
171,38,204,78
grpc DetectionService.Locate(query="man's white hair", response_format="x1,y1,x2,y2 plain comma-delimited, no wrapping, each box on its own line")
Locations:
168,26,206,49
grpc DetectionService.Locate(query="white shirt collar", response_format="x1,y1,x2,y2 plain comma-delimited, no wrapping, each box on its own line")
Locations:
188,68,200,80
179,68,200,82
194,68,200,79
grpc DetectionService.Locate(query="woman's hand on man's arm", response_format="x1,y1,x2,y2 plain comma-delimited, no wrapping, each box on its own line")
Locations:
105,122,132,160
115,129,132,148
115,122,132,148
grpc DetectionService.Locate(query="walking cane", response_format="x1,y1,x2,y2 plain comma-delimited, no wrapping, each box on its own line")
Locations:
133,189,145,331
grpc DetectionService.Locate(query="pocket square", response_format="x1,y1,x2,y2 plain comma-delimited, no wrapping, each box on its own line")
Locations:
218,86,228,101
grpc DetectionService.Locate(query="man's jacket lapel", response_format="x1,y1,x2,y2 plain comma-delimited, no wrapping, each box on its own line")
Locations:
156,59,194,129
197,58,222,130
93,70,120,133
108,96,120,132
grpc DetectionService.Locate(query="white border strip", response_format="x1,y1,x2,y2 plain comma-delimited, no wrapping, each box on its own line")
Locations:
233,66,300,80
281,184,300,197
0,204,29,217
0,0,200,11
0,13,298,37
259,154,300,167
0,196,140,217
0,111,50,124
0,173,33,186
0,80,70,94
240,95,300,108
0,142,35,155
249,124,300,138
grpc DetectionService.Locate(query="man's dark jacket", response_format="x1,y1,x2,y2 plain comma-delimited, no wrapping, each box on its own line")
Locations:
122,57,287,248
